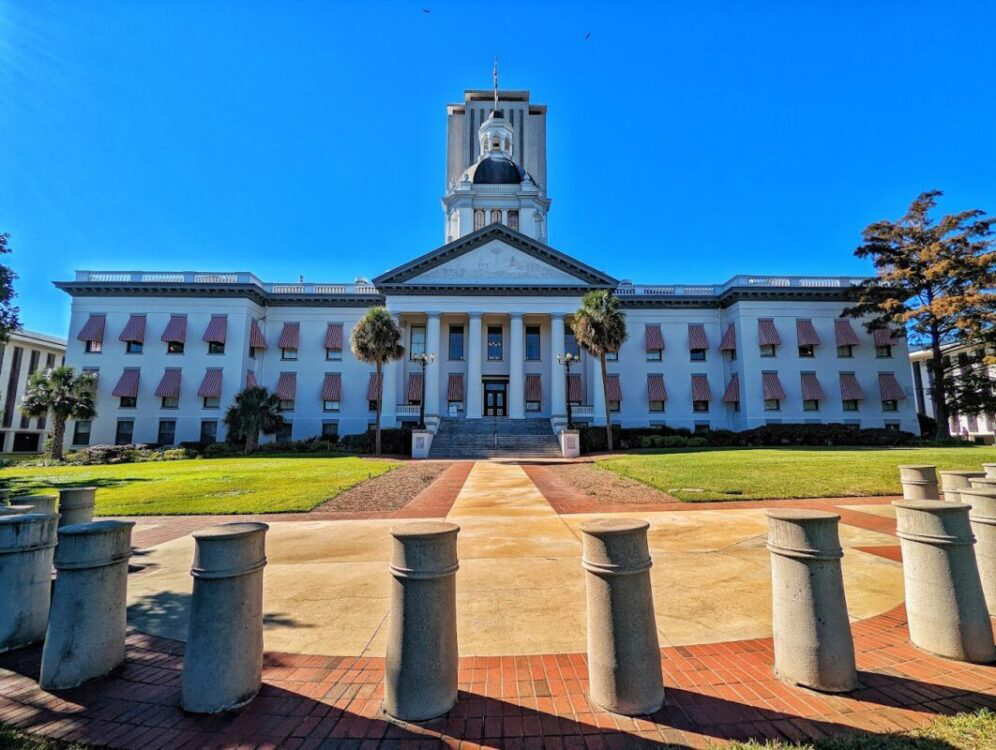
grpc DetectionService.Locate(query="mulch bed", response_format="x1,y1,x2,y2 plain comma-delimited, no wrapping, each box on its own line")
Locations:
539,461,676,504
312,460,452,513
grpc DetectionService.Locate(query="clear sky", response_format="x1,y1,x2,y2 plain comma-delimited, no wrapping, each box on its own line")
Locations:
2,1,994,338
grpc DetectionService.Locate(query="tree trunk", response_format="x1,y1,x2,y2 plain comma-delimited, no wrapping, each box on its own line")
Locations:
50,415,66,461
600,352,614,452
245,424,259,454
374,362,383,456
930,322,950,440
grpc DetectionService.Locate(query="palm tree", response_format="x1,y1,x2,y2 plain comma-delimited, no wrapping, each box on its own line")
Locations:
21,366,97,461
223,386,285,454
351,307,404,456
572,290,628,452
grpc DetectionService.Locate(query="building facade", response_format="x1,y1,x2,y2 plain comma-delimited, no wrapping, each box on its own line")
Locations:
55,86,918,450
0,329,67,452
910,344,996,443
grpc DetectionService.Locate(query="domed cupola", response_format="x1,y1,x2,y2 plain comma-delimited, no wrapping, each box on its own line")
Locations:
460,110,531,185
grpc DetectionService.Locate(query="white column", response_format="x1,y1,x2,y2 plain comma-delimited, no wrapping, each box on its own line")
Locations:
466,314,483,418
592,353,606,425
509,314,525,419
381,316,400,427
550,315,566,422
425,313,441,420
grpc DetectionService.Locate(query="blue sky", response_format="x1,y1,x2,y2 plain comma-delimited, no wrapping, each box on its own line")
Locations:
2,1,994,338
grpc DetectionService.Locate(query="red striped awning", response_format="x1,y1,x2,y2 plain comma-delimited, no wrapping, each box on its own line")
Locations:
758,319,781,347
645,324,664,351
448,373,465,401
276,372,297,401
155,368,181,398
719,323,736,351
112,369,140,398
605,374,622,401
722,374,740,403
834,318,860,347
800,372,825,401
688,324,708,350
161,315,187,343
873,328,901,346
325,323,343,349
322,373,341,401
691,373,710,401
647,374,666,401
407,372,424,401
878,372,906,400
567,374,583,402
278,322,300,349
198,368,223,398
367,372,383,401
202,315,227,344
249,319,267,349
762,372,785,400
246,370,257,388
796,319,820,347
839,373,864,400
118,314,146,343
77,314,105,342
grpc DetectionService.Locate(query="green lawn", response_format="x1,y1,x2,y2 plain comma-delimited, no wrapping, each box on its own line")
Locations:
0,456,398,515
598,446,996,502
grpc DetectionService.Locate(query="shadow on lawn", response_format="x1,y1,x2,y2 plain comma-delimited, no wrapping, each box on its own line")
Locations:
2,476,155,499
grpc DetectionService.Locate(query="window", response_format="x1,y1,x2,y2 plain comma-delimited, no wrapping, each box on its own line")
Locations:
760,344,776,357
606,350,618,361
157,419,176,445
410,326,426,358
200,420,218,444
565,332,580,358
203,396,219,409
72,420,91,446
608,400,620,413
693,400,709,412
324,347,341,361
474,209,485,231
525,326,541,360
882,399,898,412
876,345,893,358
843,399,859,412
321,421,338,439
161,396,178,409
120,396,137,408
275,423,292,442
649,400,664,412
490,208,502,224
126,341,143,354
803,399,819,411
526,400,541,412
279,399,295,412
323,400,340,412
694,422,710,434
115,419,134,445
731,400,741,412
885,421,900,431
281,347,298,361
727,348,737,361
837,345,854,358
798,345,815,358
508,209,519,231
85,340,102,354
249,347,257,359
167,341,184,354
764,399,781,411
368,400,378,411
448,326,464,361
208,341,225,355
487,326,503,360
690,349,706,361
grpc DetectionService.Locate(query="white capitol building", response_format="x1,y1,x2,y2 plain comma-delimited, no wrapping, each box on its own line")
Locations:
56,83,917,453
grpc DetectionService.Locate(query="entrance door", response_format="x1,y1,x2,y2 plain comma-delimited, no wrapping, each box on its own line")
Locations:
484,381,507,417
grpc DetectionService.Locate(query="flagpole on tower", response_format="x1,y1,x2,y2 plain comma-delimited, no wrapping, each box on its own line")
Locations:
492,57,499,113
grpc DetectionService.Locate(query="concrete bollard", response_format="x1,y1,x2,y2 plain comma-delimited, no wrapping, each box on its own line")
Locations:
766,510,857,692
968,477,996,491
898,465,940,500
39,520,134,689
0,495,59,517
182,522,269,714
0,513,58,652
384,522,460,722
57,487,96,528
960,488,996,617
939,471,986,503
982,463,996,479
581,519,665,716
893,501,995,663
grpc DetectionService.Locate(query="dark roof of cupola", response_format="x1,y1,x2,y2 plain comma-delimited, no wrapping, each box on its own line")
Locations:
464,155,528,185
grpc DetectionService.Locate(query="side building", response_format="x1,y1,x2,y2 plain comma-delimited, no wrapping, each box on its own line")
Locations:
0,329,67,453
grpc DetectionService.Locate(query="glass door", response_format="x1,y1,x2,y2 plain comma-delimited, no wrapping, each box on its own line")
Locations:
484,382,507,416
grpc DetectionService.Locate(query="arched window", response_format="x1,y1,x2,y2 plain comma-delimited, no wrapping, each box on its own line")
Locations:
474,209,485,231
507,209,519,231
491,208,502,225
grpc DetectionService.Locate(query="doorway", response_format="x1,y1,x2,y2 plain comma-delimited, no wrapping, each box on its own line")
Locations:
484,381,507,417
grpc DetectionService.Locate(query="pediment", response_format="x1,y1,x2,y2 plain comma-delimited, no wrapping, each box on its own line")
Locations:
373,224,617,289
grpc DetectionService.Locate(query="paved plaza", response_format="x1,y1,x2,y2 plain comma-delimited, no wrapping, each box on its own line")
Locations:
1,460,994,748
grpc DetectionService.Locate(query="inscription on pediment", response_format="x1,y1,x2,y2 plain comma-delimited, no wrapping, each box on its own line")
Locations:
408,240,585,285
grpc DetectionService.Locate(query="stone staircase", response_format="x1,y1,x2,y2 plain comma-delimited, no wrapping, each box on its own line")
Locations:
428,417,562,459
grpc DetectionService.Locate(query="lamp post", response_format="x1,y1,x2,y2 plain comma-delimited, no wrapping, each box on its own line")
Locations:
557,352,579,430
412,352,436,430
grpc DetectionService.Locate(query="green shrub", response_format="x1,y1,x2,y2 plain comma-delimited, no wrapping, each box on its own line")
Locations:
686,436,708,447
662,435,688,448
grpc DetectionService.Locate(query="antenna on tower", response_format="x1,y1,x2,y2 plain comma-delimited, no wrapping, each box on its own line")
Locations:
492,57,499,113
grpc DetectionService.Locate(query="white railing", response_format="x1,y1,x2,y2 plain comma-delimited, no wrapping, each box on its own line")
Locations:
396,404,420,417
75,270,381,296
571,405,594,418
616,276,867,297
